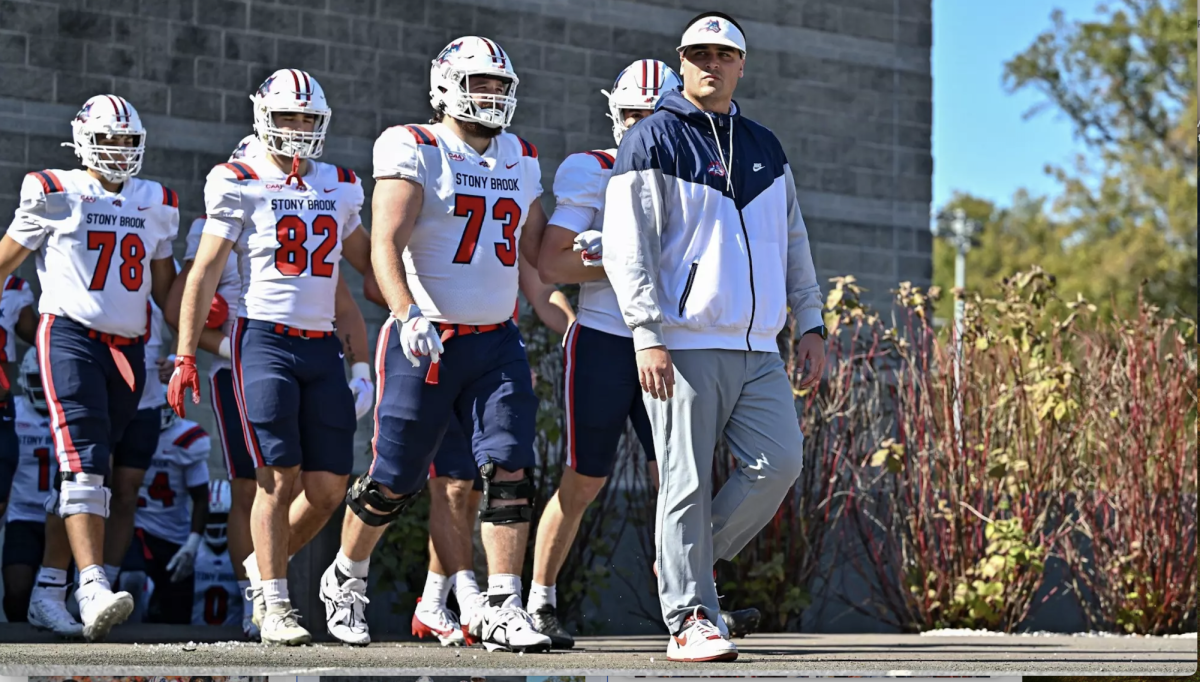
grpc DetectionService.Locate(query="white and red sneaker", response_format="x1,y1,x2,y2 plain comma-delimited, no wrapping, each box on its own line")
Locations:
411,597,466,646
666,606,738,662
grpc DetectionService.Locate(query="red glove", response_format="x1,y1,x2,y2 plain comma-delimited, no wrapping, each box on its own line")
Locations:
0,365,9,392
167,355,201,418
205,293,229,329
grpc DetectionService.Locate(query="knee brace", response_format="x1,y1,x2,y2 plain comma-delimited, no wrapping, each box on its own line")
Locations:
478,462,535,525
56,472,111,518
345,473,414,527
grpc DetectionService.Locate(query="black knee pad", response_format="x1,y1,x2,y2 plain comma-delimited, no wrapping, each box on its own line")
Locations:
345,474,414,527
478,463,535,525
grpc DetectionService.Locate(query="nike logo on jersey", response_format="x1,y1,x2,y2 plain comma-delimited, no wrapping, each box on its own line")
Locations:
323,188,337,194
506,161,519,169
752,163,765,172
138,206,151,211
338,351,345,359
518,339,526,348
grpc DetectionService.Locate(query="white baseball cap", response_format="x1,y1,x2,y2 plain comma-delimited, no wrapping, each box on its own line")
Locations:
677,14,747,55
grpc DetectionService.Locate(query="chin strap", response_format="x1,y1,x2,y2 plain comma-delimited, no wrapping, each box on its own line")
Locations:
285,154,307,190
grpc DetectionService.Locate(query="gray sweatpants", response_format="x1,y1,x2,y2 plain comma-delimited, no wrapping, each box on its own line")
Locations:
644,349,804,634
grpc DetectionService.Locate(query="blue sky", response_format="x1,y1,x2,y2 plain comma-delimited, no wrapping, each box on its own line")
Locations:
932,0,1100,210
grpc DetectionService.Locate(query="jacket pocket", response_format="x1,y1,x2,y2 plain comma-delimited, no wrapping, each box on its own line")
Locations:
678,261,699,317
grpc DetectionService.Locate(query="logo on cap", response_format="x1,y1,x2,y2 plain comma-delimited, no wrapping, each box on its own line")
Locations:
701,18,722,33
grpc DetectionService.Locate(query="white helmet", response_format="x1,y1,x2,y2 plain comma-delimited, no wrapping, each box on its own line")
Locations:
249,69,331,159
430,36,520,129
229,133,264,161
205,479,231,551
65,94,146,183
601,60,681,145
159,399,177,431
17,348,47,415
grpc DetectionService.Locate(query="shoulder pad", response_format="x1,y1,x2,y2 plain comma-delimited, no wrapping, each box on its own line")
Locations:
402,125,438,147
516,137,538,159
5,276,27,291
580,150,615,170
214,161,259,181
173,424,207,448
161,186,179,208
334,166,358,184
27,170,65,195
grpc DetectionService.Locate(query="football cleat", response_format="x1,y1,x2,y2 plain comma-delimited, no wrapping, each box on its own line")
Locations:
76,586,134,643
412,597,466,646
480,594,551,653
720,607,762,638
27,584,83,638
319,563,370,646
259,603,311,646
531,605,575,649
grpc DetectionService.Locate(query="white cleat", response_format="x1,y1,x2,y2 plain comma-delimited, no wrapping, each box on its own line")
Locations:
260,603,311,646
480,594,552,653
411,597,465,646
666,605,738,662
27,585,84,638
76,587,135,643
319,563,371,646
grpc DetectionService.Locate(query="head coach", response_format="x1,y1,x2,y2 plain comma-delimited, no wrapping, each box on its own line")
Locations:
601,12,828,661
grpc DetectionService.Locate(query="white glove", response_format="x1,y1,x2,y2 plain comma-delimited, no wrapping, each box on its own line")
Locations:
397,305,444,368
348,362,374,420
573,230,604,267
166,532,201,583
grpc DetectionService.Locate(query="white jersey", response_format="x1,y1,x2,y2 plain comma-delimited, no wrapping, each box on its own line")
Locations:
191,541,241,626
4,397,55,524
133,419,210,545
0,275,35,364
202,158,364,332
137,299,167,410
372,123,543,325
5,169,179,338
185,216,241,375
548,148,629,338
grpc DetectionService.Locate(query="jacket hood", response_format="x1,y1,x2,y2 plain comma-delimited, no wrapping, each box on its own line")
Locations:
656,90,741,128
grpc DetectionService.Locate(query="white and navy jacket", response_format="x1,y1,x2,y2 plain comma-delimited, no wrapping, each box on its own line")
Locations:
602,90,824,353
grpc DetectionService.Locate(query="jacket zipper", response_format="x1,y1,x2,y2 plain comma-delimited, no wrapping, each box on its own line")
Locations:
678,261,699,317
737,208,756,351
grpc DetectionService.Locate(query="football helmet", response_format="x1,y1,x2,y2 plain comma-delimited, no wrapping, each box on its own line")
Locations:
160,398,178,431
17,348,47,415
430,36,520,129
229,133,264,161
65,94,146,183
249,69,331,159
601,60,681,145
205,479,232,552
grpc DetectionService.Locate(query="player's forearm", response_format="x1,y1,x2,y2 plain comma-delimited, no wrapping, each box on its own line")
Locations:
164,261,192,330
189,487,209,534
15,307,36,345
334,276,370,366
150,259,177,313
538,290,576,336
178,264,224,357
371,239,417,316
197,328,228,357
0,236,31,283
538,242,607,284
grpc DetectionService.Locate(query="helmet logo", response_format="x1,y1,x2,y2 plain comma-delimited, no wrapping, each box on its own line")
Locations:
256,74,276,97
75,101,93,123
701,18,722,33
437,41,463,64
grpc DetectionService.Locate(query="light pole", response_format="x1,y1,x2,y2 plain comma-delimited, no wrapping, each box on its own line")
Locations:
932,208,982,453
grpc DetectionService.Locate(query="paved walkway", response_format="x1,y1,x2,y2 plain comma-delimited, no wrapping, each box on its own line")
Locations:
0,624,1193,676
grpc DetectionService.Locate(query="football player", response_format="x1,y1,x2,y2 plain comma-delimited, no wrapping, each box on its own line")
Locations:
414,266,574,646
169,69,371,646
0,272,37,525
191,479,241,627
2,349,59,624
164,134,374,641
0,94,179,641
319,36,550,652
118,401,210,624
102,292,175,589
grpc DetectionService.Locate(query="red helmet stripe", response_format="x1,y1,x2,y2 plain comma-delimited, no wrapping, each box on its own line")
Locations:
300,70,311,100
289,69,302,99
105,95,123,121
641,60,648,96
653,61,661,92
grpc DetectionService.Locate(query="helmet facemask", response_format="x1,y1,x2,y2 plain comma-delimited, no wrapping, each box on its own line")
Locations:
253,107,330,159
204,512,229,553
438,71,518,130
18,349,48,416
